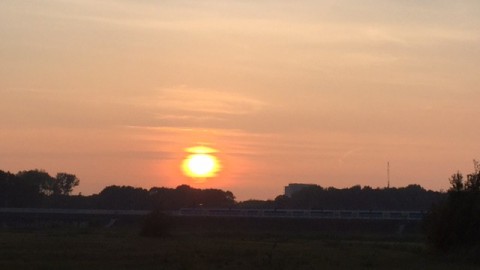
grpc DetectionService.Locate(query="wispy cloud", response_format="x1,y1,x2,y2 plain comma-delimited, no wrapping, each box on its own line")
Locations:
153,87,266,116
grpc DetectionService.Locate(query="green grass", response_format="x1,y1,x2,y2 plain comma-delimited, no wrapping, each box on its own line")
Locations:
0,227,477,269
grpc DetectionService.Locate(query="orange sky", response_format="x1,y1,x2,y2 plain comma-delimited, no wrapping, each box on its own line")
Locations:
1,1,480,200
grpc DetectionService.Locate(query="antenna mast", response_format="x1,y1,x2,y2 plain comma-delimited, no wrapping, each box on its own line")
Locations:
387,162,390,188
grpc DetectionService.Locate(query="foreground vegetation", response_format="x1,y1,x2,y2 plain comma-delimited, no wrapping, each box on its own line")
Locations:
0,226,477,270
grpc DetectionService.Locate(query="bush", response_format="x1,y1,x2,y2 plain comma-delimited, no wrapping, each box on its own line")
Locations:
140,210,173,238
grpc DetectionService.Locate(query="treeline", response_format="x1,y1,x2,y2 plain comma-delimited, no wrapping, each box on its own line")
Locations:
258,184,445,211
0,170,235,210
94,185,235,210
0,170,79,207
1,169,445,211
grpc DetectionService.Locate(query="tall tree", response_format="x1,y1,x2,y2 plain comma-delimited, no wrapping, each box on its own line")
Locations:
425,160,480,254
54,173,80,195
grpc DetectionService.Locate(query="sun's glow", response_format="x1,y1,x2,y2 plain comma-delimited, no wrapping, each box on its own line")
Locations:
182,146,221,179
185,146,218,154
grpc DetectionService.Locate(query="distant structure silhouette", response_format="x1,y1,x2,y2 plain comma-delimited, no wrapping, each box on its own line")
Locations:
284,183,317,197
387,162,390,188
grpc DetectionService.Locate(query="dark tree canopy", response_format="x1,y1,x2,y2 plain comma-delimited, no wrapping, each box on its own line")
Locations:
97,185,150,210
148,185,236,210
0,169,80,207
425,161,480,255
16,170,54,196
1,170,237,210
54,173,80,195
240,184,443,211
0,167,444,212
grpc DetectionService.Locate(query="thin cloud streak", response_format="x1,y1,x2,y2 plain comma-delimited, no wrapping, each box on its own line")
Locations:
153,87,267,115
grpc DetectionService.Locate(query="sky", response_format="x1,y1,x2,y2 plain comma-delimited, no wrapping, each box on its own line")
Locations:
1,0,480,200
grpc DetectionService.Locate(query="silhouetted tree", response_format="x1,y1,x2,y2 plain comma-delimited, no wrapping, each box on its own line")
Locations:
0,170,17,206
16,169,54,195
201,188,235,208
0,170,82,207
53,173,80,195
449,172,464,192
237,199,274,209
97,185,150,209
425,160,480,257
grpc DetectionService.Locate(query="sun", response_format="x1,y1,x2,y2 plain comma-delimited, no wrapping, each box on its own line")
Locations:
182,154,219,177
182,146,221,179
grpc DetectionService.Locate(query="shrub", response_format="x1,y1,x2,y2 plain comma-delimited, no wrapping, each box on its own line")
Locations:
140,210,173,238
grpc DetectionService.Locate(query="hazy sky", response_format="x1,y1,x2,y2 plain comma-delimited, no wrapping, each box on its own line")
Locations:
1,0,479,200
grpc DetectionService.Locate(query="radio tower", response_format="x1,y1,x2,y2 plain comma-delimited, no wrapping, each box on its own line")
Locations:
387,162,390,189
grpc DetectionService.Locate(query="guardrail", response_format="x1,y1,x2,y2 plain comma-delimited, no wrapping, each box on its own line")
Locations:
0,208,150,216
0,208,427,220
177,208,427,220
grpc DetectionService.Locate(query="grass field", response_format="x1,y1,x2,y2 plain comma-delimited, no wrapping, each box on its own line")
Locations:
0,223,478,270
